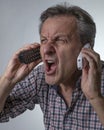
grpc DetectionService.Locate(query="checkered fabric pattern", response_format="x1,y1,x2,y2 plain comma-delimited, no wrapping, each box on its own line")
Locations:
0,62,104,130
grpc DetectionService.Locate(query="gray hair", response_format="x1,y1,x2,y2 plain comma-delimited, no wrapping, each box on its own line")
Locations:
39,3,96,47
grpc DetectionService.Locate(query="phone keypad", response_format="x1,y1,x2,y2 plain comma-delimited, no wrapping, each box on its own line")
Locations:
19,47,41,64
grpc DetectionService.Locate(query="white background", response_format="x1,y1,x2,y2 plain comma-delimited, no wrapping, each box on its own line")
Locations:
0,0,104,130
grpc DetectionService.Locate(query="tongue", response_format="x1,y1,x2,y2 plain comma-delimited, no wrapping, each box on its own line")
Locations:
46,63,56,74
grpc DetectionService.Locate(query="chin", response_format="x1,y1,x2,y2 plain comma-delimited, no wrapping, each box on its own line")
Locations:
45,74,60,85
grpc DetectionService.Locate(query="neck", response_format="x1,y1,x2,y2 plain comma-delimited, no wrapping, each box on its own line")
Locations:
59,70,81,107
60,70,81,92
59,83,73,107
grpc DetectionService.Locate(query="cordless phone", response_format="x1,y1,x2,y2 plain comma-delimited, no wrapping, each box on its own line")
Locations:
18,46,41,64
77,43,91,70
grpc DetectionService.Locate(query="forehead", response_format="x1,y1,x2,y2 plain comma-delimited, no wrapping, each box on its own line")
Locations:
40,16,78,37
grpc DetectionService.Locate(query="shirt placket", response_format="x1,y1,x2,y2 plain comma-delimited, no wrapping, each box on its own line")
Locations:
49,82,82,130
49,88,67,130
63,87,82,129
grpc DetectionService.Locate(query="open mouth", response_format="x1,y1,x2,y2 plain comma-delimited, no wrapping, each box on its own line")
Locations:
45,59,57,75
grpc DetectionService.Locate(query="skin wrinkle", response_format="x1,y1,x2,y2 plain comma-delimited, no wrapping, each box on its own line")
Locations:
0,3,104,128
40,16,83,106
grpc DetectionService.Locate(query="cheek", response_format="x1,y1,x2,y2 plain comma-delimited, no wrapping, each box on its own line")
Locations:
40,46,44,58
60,49,78,69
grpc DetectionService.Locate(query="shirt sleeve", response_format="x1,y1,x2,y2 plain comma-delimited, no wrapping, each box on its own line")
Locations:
0,65,44,122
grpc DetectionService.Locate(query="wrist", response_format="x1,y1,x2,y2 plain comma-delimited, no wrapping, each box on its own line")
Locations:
89,95,104,107
0,75,15,112
0,75,15,90
89,95,104,126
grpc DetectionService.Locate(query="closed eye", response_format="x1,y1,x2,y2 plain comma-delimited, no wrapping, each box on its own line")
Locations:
55,36,68,44
41,38,47,44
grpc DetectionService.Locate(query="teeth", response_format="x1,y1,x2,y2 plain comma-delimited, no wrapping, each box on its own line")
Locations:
47,60,54,63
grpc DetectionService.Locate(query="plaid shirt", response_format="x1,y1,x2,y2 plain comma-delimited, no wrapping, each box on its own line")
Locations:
0,61,104,130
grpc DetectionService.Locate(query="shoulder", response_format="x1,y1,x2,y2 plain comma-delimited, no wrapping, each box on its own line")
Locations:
20,63,45,88
28,63,45,79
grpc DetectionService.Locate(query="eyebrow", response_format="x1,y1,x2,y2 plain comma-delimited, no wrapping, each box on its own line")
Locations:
40,33,70,39
54,33,71,41
40,34,71,44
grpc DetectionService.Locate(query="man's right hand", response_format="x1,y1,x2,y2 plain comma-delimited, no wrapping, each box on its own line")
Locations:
2,43,42,86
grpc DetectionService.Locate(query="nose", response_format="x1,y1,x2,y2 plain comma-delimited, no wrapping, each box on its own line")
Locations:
43,43,55,55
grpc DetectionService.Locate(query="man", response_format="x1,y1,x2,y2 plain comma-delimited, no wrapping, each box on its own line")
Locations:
0,2,104,130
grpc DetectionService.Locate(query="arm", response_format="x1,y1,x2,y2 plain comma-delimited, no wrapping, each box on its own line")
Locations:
81,48,104,126
0,43,41,112
89,95,104,126
0,76,15,112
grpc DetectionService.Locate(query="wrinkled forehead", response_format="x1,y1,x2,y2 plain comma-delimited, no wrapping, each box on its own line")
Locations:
40,16,78,38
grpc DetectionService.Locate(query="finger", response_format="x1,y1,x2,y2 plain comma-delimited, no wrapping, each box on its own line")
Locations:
15,43,40,56
82,48,101,68
29,43,40,49
23,42,40,48
82,52,101,73
27,58,42,72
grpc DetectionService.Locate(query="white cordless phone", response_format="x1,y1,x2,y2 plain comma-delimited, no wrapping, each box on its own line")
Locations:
77,43,91,70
